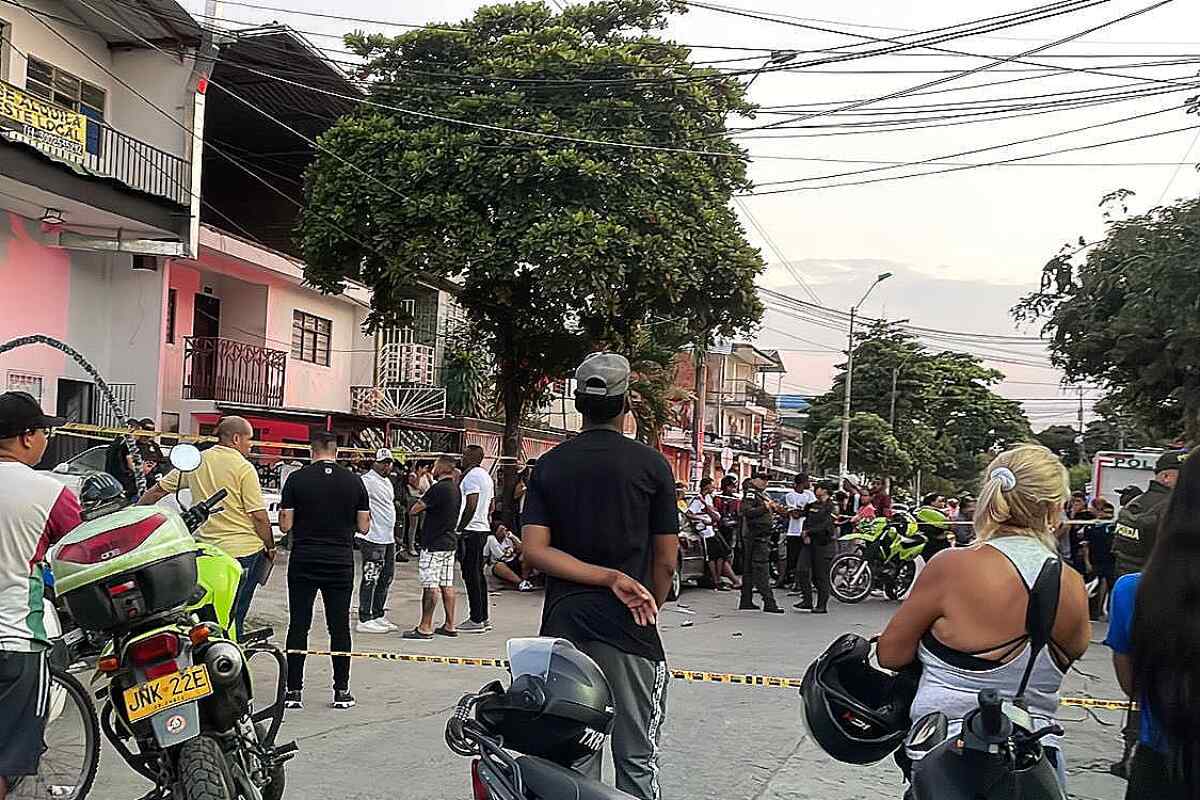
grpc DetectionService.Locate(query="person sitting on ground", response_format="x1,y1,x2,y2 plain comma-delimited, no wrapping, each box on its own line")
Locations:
689,477,739,591
486,523,533,592
1106,445,1200,800
877,444,1091,790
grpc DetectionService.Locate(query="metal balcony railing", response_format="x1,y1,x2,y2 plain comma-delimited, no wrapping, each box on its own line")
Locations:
87,122,191,206
183,337,286,408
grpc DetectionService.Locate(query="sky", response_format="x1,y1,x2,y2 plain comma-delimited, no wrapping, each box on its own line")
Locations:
191,0,1200,427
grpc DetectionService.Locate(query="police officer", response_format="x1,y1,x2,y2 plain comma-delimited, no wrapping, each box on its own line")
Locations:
738,472,785,614
1113,450,1181,578
1109,449,1182,779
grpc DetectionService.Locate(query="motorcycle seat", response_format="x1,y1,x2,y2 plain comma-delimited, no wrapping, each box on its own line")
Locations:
517,755,636,800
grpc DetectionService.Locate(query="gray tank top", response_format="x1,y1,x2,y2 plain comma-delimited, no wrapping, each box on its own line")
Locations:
907,536,1067,755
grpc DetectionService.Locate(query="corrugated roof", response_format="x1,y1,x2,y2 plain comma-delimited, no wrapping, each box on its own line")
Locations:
62,0,201,48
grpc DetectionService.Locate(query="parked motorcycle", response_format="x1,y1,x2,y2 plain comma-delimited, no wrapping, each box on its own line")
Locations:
828,513,928,603
446,637,634,800
49,444,297,800
907,689,1065,800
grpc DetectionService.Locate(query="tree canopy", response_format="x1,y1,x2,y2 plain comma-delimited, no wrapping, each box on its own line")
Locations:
805,322,1031,485
298,0,764,464
812,412,912,480
1013,192,1200,440
1034,424,1080,467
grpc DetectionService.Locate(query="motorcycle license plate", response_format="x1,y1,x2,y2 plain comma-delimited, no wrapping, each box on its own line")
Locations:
124,664,213,723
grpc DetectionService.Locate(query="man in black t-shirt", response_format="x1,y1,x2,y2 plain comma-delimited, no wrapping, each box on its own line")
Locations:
523,353,678,800
402,455,463,640
279,432,370,711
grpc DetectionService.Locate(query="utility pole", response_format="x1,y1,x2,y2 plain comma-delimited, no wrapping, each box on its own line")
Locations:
692,348,707,491
839,272,892,480
889,366,900,433
1077,386,1087,465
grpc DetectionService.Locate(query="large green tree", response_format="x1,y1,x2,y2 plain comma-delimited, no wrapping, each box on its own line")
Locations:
298,0,763,489
806,322,1030,485
1034,424,1080,467
812,412,913,480
1013,192,1200,440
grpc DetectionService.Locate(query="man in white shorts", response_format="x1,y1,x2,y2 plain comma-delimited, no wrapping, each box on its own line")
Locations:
404,456,461,639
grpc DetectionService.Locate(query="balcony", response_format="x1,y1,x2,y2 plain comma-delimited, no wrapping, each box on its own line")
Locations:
183,337,286,408
351,385,447,419
0,80,190,207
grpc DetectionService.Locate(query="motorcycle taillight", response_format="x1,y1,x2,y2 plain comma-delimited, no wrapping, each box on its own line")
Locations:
129,632,181,678
56,515,167,564
471,760,489,800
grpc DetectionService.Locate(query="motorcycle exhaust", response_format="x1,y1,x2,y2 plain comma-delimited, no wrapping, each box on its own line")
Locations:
205,642,244,685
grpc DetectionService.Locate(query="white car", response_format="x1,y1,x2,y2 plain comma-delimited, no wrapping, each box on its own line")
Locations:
42,445,282,535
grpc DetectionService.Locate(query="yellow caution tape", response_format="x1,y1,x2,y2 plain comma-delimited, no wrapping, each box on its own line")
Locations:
283,647,1134,708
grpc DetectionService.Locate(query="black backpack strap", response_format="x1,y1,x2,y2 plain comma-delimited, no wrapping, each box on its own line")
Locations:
1017,557,1062,698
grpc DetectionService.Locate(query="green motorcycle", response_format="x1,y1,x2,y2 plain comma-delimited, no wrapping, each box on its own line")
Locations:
828,512,931,603
49,445,296,800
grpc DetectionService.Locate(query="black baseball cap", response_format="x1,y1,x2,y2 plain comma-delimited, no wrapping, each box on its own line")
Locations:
0,392,65,439
1156,450,1187,473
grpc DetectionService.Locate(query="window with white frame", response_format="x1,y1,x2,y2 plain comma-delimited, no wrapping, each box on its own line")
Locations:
7,372,43,401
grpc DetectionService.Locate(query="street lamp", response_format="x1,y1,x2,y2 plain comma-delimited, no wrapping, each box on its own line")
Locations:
745,49,798,90
838,272,892,480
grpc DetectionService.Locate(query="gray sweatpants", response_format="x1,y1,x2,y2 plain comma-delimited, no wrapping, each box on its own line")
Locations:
577,640,669,800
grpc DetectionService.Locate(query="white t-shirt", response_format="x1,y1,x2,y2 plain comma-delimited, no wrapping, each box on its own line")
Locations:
785,489,817,537
360,469,397,545
460,466,495,532
687,496,716,538
484,534,517,564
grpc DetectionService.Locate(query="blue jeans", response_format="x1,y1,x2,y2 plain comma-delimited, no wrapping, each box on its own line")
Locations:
233,552,264,638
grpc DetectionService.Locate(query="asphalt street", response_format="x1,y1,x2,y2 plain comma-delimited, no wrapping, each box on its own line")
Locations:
89,551,1128,800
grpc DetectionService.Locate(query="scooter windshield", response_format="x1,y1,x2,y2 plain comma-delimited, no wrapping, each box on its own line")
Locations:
506,637,564,681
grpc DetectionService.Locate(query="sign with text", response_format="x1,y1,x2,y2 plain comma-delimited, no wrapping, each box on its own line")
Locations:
0,82,87,161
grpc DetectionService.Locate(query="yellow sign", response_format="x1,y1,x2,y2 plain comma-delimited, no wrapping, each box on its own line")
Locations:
0,82,88,160
123,664,213,723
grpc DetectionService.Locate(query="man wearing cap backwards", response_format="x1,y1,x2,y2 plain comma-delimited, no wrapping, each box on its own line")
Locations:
356,448,399,634
0,392,82,800
1109,448,1183,778
522,353,679,800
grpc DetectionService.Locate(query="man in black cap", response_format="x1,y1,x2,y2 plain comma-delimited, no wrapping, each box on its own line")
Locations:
0,392,81,799
522,352,678,800
1110,449,1183,778
739,471,785,613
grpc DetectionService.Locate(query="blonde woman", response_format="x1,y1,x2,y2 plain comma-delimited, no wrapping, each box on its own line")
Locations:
878,444,1091,787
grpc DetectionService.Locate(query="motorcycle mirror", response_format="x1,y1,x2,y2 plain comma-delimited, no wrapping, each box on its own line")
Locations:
170,443,203,473
905,712,949,754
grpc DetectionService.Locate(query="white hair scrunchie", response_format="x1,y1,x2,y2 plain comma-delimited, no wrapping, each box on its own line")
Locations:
990,466,1018,491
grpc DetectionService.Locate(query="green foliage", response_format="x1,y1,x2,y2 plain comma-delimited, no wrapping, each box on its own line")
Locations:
1013,191,1200,441
626,322,694,446
1035,424,1080,467
297,0,764,456
812,412,912,480
1068,463,1092,493
443,345,492,418
805,322,1031,483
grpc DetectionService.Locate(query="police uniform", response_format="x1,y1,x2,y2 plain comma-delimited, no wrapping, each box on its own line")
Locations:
738,484,783,612
1112,451,1183,577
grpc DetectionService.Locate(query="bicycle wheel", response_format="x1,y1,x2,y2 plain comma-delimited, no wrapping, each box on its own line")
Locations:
13,664,100,800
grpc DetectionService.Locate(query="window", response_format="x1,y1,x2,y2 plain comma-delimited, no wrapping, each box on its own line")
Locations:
24,57,105,155
6,372,43,401
165,289,177,344
291,311,331,366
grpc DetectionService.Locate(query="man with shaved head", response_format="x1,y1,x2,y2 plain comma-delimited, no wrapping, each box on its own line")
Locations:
141,415,273,635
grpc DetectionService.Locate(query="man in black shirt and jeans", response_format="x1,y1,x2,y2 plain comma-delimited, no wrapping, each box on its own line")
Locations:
279,432,370,710
523,353,678,800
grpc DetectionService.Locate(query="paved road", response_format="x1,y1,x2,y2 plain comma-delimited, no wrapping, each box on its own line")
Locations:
90,551,1127,799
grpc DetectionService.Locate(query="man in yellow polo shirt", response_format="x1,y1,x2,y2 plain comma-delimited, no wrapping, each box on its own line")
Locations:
140,416,273,633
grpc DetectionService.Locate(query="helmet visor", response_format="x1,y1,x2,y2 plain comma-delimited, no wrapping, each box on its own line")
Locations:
506,637,563,681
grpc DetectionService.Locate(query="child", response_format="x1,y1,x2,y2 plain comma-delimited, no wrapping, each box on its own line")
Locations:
485,523,533,592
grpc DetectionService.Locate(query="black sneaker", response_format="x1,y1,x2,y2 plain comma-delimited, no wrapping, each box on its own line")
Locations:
332,689,356,709
812,607,829,614
737,602,760,611
284,691,303,710
763,606,786,614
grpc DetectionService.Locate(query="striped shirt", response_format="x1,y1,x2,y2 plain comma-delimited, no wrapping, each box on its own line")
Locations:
0,462,81,650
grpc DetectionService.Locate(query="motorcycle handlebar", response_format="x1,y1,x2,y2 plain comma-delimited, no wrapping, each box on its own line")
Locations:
199,489,228,512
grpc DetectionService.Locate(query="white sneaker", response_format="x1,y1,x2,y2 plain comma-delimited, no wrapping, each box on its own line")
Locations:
379,618,399,632
355,619,390,634
517,580,534,593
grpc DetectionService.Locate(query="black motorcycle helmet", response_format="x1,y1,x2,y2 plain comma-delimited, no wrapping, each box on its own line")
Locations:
475,638,615,766
78,473,127,520
801,634,920,765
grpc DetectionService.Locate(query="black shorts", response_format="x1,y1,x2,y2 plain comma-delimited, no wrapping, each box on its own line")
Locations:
0,651,49,776
705,535,731,561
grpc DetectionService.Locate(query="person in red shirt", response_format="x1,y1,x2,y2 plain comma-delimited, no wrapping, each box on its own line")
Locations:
0,392,82,799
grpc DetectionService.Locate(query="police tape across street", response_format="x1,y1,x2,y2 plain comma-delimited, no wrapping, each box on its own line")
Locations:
279,645,1134,710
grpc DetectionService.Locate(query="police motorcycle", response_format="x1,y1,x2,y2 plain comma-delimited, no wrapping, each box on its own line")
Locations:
445,637,636,800
48,444,297,800
801,632,1065,799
